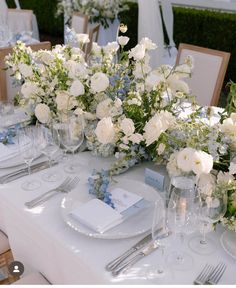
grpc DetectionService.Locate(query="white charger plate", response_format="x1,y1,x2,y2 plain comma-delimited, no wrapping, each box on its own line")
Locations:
220,230,236,260
61,179,161,239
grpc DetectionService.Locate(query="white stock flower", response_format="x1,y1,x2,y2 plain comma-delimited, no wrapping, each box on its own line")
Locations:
167,151,182,177
129,44,146,61
157,143,166,155
96,98,112,119
176,147,195,173
69,80,85,96
104,42,119,54
140,37,157,50
76,33,90,44
192,150,213,176
21,82,39,98
18,63,33,78
167,75,190,94
91,72,109,93
120,118,135,136
65,60,87,79
145,72,163,91
129,133,143,144
217,171,235,185
95,117,116,144
39,51,54,65
143,111,175,146
118,36,129,46
35,103,50,124
197,173,216,196
55,91,76,111
174,64,192,78
92,42,101,56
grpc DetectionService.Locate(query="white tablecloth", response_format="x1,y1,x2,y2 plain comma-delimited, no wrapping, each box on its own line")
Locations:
0,152,235,284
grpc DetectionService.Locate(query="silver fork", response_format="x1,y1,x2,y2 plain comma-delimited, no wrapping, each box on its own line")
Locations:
25,177,79,208
193,264,214,285
205,262,227,285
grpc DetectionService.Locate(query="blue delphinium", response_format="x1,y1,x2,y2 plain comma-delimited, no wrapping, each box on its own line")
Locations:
0,127,16,145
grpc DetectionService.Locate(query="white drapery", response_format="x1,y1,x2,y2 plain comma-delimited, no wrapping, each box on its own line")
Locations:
138,0,177,68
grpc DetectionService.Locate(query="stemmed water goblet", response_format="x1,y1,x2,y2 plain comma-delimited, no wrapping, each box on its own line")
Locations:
189,187,227,255
166,176,200,270
55,113,84,174
18,126,41,190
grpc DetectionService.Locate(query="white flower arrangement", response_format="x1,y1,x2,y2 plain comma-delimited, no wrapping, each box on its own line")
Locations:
57,0,129,28
6,33,236,230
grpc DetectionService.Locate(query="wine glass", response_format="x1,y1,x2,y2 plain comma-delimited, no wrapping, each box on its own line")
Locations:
166,176,200,270
18,126,41,190
56,114,84,174
146,198,172,279
36,124,60,182
189,187,227,255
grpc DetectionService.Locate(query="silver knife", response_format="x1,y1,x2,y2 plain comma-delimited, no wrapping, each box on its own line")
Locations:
112,231,171,276
0,161,57,184
106,227,163,271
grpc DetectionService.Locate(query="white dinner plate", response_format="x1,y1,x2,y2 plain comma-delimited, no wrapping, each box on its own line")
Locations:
61,179,161,239
220,229,236,260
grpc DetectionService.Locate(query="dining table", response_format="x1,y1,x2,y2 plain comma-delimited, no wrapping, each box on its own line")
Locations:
0,151,235,284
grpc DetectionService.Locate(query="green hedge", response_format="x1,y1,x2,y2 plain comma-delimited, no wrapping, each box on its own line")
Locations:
5,1,236,85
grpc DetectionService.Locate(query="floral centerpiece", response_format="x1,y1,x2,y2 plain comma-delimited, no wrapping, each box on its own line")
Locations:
5,29,236,231
57,0,129,28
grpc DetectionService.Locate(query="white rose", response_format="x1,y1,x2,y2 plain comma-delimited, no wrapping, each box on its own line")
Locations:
65,60,87,79
230,112,236,122
217,171,234,185
70,80,85,96
167,151,182,177
221,117,236,136
76,33,90,44
91,72,109,93
95,117,116,144
167,75,190,94
118,36,129,46
177,147,196,173
129,44,146,61
140,37,157,50
18,63,33,78
35,103,50,124
129,133,143,144
145,72,163,91
192,150,213,176
39,51,54,65
21,82,39,98
104,42,119,54
229,161,236,175
120,118,135,136
55,91,76,111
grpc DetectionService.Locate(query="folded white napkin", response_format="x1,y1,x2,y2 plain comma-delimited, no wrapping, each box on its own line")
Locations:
70,199,123,233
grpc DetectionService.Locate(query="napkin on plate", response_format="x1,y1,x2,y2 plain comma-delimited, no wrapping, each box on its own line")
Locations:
70,199,123,233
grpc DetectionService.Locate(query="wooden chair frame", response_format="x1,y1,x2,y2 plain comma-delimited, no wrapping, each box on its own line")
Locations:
71,12,89,34
176,43,230,106
0,42,51,102
86,24,100,59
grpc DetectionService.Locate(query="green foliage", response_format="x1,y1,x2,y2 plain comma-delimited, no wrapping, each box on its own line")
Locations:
225,81,236,114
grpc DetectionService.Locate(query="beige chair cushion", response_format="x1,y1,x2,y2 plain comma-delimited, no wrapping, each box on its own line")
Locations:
0,231,10,254
13,272,50,285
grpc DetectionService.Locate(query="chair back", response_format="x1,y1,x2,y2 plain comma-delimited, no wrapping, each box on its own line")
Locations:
176,43,230,106
0,41,51,102
86,24,100,59
8,9,33,34
71,12,89,34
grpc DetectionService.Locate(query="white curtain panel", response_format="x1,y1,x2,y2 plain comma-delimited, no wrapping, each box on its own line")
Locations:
160,0,175,47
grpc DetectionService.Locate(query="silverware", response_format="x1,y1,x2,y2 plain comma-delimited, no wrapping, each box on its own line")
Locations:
112,230,171,276
193,264,214,285
0,160,57,184
106,227,163,271
205,262,227,285
25,176,80,209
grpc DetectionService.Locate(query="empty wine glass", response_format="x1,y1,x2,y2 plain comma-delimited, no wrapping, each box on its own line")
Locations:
36,124,60,182
189,187,227,255
18,126,41,190
56,114,84,174
166,176,199,270
146,198,172,279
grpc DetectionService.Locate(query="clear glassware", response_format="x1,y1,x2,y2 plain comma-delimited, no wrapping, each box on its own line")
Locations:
18,126,41,191
189,187,227,255
36,124,60,182
56,114,84,174
146,198,172,279
166,176,199,270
